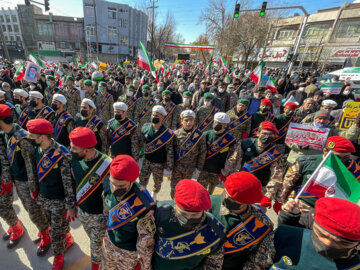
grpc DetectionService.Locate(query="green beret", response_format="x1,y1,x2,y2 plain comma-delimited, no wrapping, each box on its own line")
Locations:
83,79,92,86
142,84,150,90
66,76,74,82
127,84,135,90
204,92,214,100
183,91,193,97
46,75,55,81
162,90,172,96
237,99,249,105
99,81,107,87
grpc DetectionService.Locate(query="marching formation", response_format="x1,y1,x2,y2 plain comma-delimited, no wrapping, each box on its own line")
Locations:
0,59,359,270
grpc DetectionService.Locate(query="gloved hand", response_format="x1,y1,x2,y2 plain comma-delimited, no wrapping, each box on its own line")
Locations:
0,180,13,195
273,201,283,214
31,190,39,200
220,174,227,183
260,196,272,208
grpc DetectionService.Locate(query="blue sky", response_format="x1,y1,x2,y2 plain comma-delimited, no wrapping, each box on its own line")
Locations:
2,0,349,42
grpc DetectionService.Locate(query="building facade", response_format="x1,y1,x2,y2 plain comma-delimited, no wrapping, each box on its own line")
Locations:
83,0,147,63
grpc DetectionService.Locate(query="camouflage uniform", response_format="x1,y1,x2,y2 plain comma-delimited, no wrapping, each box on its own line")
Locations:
226,108,251,144
53,111,75,148
117,94,138,121
196,105,217,132
171,128,207,198
172,103,196,131
85,91,100,110
27,105,56,127
161,101,177,130
44,86,61,105
134,97,156,132
96,92,114,124
59,86,81,117
14,103,28,124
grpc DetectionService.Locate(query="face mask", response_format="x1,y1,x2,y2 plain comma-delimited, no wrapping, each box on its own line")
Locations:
14,99,21,105
214,124,223,132
229,88,234,93
46,81,51,86
343,90,350,95
30,100,37,107
155,98,160,103
298,87,305,92
110,184,129,201
183,97,190,104
27,138,37,147
311,231,354,260
260,107,269,113
285,110,294,117
51,103,58,111
143,92,149,97
314,121,328,128
338,156,351,166
75,81,79,87
219,88,225,93
71,151,83,161
158,87,163,91
98,87,103,93
151,116,160,124
175,211,203,230
259,134,273,144
30,85,35,90
223,197,241,211
204,101,211,107
127,91,134,97
164,97,171,102
80,109,88,117
115,114,122,121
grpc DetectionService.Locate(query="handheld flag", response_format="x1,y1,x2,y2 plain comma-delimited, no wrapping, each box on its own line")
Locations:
248,61,264,85
137,41,159,82
29,52,48,68
204,62,212,74
266,76,277,92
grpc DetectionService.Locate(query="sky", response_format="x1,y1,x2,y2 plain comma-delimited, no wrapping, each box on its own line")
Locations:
0,0,351,42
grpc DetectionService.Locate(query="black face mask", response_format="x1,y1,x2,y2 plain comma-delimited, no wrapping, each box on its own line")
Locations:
339,156,352,167
14,99,21,105
214,124,223,132
3,115,13,124
164,97,171,102
223,197,242,211
151,116,160,124
51,103,58,111
80,109,88,117
27,138,37,147
30,100,37,107
0,100,6,104
175,211,203,230
143,92,149,97
311,231,354,260
285,110,294,117
259,134,273,144
115,114,122,121
110,184,129,200
71,151,84,161
260,107,269,113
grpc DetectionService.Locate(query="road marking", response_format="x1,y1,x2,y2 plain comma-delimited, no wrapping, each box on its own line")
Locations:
64,255,91,270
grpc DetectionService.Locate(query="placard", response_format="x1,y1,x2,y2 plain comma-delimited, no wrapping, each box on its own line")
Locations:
99,62,107,72
339,102,360,130
285,123,329,150
320,82,344,95
24,61,40,83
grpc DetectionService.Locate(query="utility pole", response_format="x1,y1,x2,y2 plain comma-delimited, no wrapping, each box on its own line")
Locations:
93,0,99,59
148,0,158,60
0,19,11,61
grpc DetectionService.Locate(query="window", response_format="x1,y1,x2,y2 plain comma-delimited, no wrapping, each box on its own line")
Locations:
13,24,19,32
304,24,330,39
108,8,116,19
55,22,68,38
108,26,117,39
5,15,10,23
119,18,127,28
15,35,21,41
11,15,17,22
9,35,14,41
0,16,4,23
1,25,6,32
119,8,128,13
37,22,54,36
84,3,94,17
277,29,297,40
86,24,95,36
118,35,128,46
335,20,360,38
7,25,13,32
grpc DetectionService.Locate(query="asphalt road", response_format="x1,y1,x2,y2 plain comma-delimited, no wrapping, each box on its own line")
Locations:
0,174,278,270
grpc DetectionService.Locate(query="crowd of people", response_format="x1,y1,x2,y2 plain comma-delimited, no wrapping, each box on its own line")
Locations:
0,57,359,270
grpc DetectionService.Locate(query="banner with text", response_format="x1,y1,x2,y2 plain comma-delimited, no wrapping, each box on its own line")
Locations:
320,82,344,95
285,123,329,150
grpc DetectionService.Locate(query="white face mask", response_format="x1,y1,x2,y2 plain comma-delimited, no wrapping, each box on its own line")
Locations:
204,101,211,107
298,87,305,92
219,88,225,93
183,97,190,104
343,90,350,95
127,91,134,97
30,85,35,90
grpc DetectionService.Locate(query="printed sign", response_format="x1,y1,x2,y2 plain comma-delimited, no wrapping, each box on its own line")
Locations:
339,102,360,130
99,62,107,72
285,123,329,150
320,82,344,95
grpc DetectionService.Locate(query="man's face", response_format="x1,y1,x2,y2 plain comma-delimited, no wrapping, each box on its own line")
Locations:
81,104,93,117
133,80,139,88
109,175,132,199
284,107,295,117
320,106,333,113
314,95,322,103
304,100,314,111
200,83,206,90
125,78,131,85
236,103,247,112
265,93,273,99
29,67,37,76
315,116,329,126
2,84,10,92
151,112,163,124
273,99,282,107
69,143,87,160
114,109,127,119
181,117,194,131
175,204,203,220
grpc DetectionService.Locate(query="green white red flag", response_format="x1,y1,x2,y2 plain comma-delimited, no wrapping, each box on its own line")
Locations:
225,73,231,83
137,41,159,82
248,61,264,85
29,52,48,68
297,152,360,204
266,76,277,92
204,62,212,74
164,42,216,50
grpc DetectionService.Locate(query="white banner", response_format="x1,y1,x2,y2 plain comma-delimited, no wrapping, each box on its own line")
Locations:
258,47,290,62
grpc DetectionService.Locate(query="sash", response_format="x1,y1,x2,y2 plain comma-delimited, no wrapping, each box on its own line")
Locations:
289,185,315,199
54,112,73,140
46,87,60,103
155,213,225,260
242,145,283,173
273,115,299,143
176,105,197,129
36,106,54,120
198,106,219,132
347,160,360,180
249,113,275,138
18,109,28,127
107,186,155,230
139,98,155,120
65,87,78,100
6,129,28,166
227,112,251,133
6,102,14,109
91,91,99,100
206,132,236,159
224,214,271,254
126,96,138,110
145,128,174,154
175,129,203,161
163,102,176,122
76,154,112,205
111,119,137,145
98,93,112,114
37,147,68,183
329,115,335,126
86,115,102,132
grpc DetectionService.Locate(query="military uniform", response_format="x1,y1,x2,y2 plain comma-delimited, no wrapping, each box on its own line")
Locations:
85,91,100,109
274,113,299,152
198,129,236,194
249,112,275,137
117,94,138,120
172,103,197,130
96,92,114,124
160,101,177,130
107,117,139,159
27,105,55,127
196,105,219,132
53,111,75,148
59,86,81,117
44,85,61,105
14,103,28,124
226,108,251,143
139,123,174,195
134,97,156,132
172,127,207,198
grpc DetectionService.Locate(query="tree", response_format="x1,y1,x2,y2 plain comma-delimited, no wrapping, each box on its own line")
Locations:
191,34,213,63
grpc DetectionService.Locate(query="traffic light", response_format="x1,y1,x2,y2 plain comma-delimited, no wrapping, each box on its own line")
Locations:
260,1,267,17
44,0,50,11
234,3,240,18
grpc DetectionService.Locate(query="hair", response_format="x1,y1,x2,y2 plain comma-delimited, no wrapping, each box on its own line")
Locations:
304,97,314,103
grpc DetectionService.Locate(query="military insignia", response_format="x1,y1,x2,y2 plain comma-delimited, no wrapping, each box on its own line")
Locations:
327,141,335,149
183,140,193,151
210,143,221,152
141,217,156,235
233,229,255,246
42,156,52,169
259,154,271,165
116,202,134,220
282,256,293,265
89,173,100,185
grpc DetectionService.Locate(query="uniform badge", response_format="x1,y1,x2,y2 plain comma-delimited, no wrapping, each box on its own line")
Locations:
141,217,156,235
327,141,335,149
282,256,293,265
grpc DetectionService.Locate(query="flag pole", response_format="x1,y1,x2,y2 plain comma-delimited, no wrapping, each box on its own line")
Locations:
295,150,333,200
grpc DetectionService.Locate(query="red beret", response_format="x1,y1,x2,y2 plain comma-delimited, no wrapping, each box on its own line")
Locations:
259,121,279,135
0,104,10,117
326,136,355,153
261,99,272,107
175,179,211,211
26,119,53,135
225,172,263,204
69,127,97,148
314,197,360,241
285,102,298,110
110,155,139,182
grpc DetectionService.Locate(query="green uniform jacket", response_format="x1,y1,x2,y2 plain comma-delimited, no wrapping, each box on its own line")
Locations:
274,114,293,144
226,108,251,143
75,116,104,152
117,94,137,120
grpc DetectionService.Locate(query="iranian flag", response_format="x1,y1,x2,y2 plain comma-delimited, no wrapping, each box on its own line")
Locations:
137,41,159,82
297,152,360,203
225,73,231,83
248,61,264,85
204,62,212,74
266,76,277,92
117,63,124,70
29,52,48,68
